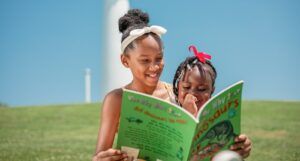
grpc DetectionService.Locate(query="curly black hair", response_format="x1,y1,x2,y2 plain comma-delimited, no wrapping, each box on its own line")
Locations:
172,56,217,103
118,9,163,54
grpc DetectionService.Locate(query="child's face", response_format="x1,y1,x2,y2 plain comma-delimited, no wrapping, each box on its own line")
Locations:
178,66,214,110
123,35,164,87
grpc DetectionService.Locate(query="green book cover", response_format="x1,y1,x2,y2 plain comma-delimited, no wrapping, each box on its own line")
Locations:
116,81,243,161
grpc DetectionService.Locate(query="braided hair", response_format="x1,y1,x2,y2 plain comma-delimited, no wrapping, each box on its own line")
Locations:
172,56,217,104
118,9,163,54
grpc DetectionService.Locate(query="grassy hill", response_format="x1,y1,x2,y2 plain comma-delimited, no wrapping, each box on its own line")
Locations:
0,101,299,161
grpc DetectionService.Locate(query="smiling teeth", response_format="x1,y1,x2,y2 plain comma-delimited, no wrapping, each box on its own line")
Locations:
149,74,157,78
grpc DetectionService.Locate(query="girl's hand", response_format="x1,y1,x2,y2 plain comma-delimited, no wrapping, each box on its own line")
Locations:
92,148,128,161
182,93,198,117
230,134,252,159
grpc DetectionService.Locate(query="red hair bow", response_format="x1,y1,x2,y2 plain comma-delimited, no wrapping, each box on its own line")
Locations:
188,45,211,63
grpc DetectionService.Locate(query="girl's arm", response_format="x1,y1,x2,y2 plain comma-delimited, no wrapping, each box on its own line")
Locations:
93,89,128,161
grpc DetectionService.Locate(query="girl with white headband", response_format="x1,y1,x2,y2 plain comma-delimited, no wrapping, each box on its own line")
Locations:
93,9,251,161
93,9,174,161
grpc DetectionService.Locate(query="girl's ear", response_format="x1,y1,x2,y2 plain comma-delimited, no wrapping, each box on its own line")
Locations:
121,54,129,68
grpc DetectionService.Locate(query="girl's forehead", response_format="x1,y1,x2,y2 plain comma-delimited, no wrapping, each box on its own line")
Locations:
182,66,213,83
135,35,162,52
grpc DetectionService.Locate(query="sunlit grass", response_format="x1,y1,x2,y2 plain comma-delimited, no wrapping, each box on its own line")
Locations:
0,101,299,161
242,101,300,161
0,104,100,161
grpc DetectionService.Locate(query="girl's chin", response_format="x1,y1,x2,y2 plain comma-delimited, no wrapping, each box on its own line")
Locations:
146,81,159,87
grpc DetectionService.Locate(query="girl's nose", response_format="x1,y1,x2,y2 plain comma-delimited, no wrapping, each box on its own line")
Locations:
190,89,202,98
189,89,198,96
149,63,159,71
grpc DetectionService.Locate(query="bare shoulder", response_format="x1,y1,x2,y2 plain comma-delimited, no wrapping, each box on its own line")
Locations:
104,88,123,102
102,88,123,112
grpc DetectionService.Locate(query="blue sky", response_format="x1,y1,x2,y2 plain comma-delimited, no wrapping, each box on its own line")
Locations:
1,0,300,106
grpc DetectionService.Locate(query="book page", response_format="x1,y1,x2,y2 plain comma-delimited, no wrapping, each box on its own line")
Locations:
190,81,243,161
117,89,197,161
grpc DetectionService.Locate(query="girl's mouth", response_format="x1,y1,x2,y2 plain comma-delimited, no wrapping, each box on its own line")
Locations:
146,72,160,82
148,73,158,78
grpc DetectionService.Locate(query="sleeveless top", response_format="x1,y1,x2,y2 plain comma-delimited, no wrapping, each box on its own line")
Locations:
162,82,176,104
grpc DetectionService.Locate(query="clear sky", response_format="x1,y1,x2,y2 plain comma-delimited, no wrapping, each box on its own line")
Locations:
1,0,300,106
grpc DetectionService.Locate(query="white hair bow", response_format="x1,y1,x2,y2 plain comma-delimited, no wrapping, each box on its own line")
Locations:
121,25,167,53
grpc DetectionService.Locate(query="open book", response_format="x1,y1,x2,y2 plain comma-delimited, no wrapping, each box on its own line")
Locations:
116,81,244,161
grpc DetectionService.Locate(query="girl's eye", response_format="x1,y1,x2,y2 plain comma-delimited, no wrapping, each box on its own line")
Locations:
155,57,163,62
182,86,190,90
197,88,207,92
140,59,150,63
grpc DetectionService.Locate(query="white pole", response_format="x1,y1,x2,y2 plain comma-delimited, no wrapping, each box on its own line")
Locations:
85,68,91,103
102,0,131,97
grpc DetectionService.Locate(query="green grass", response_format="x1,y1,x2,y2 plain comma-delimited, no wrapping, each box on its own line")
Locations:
0,101,299,161
0,104,100,161
241,101,300,161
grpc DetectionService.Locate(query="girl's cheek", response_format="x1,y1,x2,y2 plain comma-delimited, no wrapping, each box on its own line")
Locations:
203,97,209,103
197,93,209,102
203,93,211,102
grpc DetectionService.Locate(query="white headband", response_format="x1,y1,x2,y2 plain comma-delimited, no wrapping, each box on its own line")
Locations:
121,25,167,53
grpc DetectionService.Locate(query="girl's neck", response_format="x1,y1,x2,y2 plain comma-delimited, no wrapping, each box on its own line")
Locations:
126,81,162,95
